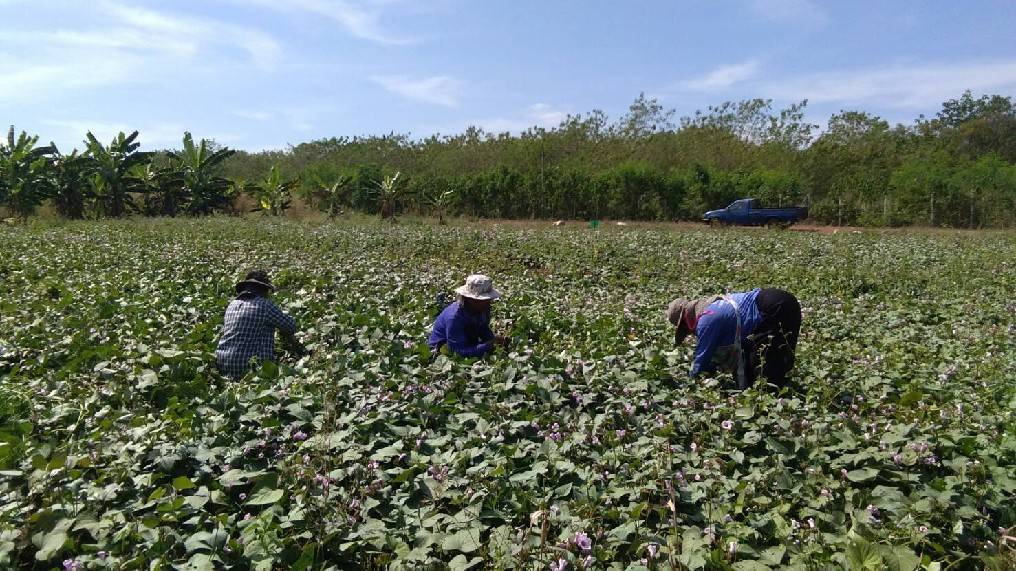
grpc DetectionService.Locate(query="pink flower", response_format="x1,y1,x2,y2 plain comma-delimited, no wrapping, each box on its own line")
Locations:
647,543,659,558
239,493,247,500
721,420,733,431
549,558,568,571
403,340,413,349
293,430,308,441
574,531,592,552
615,429,626,439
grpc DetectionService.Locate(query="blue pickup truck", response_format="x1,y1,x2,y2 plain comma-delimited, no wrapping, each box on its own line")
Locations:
702,198,808,228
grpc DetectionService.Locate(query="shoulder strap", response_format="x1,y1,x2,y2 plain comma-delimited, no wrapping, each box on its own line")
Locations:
723,295,748,389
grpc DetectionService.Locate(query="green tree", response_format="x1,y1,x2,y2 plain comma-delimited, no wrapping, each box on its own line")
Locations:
82,131,152,218
247,165,296,216
167,133,236,216
0,126,56,218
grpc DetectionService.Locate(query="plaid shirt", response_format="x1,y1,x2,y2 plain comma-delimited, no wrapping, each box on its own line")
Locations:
215,293,297,378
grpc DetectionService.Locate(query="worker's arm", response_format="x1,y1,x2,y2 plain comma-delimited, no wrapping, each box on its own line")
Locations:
446,313,494,357
689,314,723,377
265,299,298,335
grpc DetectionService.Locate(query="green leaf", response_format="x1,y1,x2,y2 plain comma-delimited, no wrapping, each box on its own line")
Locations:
441,528,482,553
448,554,483,570
845,539,883,571
247,488,284,506
173,476,196,491
846,467,879,482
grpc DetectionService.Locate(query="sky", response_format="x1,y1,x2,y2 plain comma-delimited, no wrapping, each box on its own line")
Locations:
2,0,1015,151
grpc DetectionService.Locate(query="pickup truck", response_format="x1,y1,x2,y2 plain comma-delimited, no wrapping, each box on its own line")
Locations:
702,198,808,227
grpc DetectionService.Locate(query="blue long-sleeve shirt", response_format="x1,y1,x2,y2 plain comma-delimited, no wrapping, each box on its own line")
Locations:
690,288,763,377
428,301,495,357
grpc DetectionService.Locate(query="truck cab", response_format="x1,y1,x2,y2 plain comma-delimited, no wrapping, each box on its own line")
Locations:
702,198,808,227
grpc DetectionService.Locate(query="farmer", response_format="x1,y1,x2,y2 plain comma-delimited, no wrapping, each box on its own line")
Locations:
215,269,301,378
428,274,508,357
666,288,801,388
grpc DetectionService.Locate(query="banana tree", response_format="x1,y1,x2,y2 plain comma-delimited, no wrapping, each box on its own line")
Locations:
0,126,56,218
315,173,354,218
166,133,235,216
427,189,456,224
83,131,152,217
131,163,178,217
247,165,296,216
375,171,403,220
50,146,90,220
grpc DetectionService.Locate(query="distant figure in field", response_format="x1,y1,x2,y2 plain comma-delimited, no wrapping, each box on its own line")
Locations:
666,288,801,389
215,270,301,378
429,274,509,357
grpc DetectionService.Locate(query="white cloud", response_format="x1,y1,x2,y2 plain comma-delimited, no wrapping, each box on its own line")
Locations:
101,1,282,68
245,0,412,45
0,1,282,105
232,110,275,121
371,75,462,107
472,103,570,133
762,60,1016,109
40,119,190,151
748,0,828,26
681,60,761,91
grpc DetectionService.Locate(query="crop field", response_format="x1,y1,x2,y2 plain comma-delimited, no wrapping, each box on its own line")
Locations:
0,219,1013,570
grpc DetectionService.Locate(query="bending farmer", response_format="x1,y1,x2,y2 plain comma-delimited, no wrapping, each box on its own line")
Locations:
215,270,300,378
666,288,801,388
429,274,508,357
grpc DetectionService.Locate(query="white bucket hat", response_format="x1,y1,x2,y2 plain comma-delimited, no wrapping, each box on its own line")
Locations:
455,274,501,300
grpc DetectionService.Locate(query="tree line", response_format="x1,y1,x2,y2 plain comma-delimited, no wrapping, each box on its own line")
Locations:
3,90,1015,227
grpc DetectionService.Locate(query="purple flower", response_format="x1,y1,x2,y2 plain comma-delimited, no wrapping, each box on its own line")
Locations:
293,430,308,441
647,542,659,558
867,504,881,523
63,559,80,571
574,531,592,552
239,493,247,501
721,420,733,431
615,429,626,440
549,558,568,571
244,513,252,521
582,555,595,568
403,340,413,349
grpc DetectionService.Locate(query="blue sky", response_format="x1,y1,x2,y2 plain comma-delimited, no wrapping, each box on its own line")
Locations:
2,0,1015,151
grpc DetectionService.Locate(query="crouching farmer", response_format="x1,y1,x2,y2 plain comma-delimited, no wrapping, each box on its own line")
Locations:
666,288,801,388
216,270,300,378
429,274,508,357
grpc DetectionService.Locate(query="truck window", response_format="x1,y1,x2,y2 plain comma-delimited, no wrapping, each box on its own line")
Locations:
747,199,761,209
730,201,747,212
